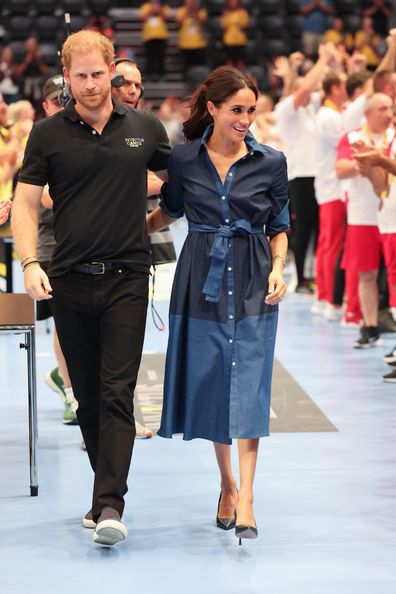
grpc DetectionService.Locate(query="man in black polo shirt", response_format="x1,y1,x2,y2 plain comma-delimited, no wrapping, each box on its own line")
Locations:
11,30,170,546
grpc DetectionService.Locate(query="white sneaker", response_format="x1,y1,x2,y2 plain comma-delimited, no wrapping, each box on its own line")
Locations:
82,510,96,529
135,420,153,439
323,303,342,321
311,299,326,315
93,508,127,546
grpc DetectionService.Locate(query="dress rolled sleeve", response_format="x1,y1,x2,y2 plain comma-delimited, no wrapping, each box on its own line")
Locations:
159,147,185,218
266,152,290,237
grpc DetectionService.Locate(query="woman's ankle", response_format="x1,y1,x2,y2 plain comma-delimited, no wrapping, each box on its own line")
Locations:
220,479,237,494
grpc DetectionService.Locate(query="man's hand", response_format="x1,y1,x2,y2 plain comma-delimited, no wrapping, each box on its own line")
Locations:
0,200,12,225
24,264,53,301
352,140,385,168
354,150,384,168
273,56,291,80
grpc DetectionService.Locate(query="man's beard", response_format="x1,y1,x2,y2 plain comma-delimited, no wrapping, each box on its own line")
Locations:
73,85,111,111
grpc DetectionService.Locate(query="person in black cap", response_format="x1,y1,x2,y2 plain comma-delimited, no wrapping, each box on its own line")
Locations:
38,74,79,425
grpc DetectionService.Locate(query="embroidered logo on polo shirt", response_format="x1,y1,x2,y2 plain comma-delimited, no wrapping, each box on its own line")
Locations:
125,137,144,148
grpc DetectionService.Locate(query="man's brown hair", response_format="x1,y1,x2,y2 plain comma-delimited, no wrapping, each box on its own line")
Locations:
62,30,114,70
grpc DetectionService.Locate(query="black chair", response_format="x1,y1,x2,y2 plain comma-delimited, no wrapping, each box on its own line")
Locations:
61,0,85,15
261,37,289,58
257,0,282,16
36,15,60,42
206,0,226,16
260,15,285,40
2,0,30,15
289,35,303,53
35,0,59,15
86,0,111,15
245,15,258,39
39,42,59,66
68,15,87,32
185,64,211,93
285,0,301,15
334,0,360,15
343,14,361,33
286,14,304,37
10,40,26,63
245,39,260,66
207,16,223,42
245,64,269,92
8,15,34,40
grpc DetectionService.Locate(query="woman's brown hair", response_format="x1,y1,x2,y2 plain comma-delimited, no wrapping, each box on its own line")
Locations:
183,66,258,141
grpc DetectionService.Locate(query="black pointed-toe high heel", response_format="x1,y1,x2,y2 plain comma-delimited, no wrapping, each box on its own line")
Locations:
216,492,236,530
235,524,258,545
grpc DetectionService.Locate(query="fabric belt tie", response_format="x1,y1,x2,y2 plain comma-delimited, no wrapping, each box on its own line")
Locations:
188,219,263,303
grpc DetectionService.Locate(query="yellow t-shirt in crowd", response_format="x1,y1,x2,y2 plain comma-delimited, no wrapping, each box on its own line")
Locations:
140,3,170,42
0,127,12,201
221,8,249,47
176,7,207,50
354,30,382,67
323,28,353,52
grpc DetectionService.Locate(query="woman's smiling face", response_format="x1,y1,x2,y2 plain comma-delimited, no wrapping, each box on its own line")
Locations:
208,87,257,144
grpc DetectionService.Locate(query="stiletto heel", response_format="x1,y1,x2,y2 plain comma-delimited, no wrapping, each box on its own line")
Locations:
235,523,258,542
216,491,236,530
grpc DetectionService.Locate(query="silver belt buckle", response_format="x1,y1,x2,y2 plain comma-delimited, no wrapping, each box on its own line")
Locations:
91,261,105,275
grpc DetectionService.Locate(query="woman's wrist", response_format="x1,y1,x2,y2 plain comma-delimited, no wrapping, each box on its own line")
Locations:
271,254,286,268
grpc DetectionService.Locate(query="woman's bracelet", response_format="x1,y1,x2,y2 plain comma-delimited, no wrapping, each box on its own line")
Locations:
21,255,37,268
23,260,40,272
272,254,286,267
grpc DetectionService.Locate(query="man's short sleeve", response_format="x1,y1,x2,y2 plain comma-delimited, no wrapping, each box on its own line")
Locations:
336,133,352,161
18,122,49,186
147,114,171,172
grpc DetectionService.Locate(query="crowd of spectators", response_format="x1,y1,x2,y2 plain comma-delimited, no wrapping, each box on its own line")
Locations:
0,1,394,91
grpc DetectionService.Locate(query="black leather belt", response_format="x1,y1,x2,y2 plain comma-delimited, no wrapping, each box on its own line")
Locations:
72,262,119,275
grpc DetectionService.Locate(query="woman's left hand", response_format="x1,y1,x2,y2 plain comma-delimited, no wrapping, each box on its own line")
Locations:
265,270,287,305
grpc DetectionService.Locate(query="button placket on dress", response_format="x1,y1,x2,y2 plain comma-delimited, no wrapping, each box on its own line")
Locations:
206,150,241,436
222,163,240,436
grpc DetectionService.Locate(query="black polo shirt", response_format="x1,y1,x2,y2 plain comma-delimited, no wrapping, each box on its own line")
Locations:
18,99,170,277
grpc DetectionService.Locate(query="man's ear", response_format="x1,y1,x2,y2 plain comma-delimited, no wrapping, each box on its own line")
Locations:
63,66,70,85
109,61,115,82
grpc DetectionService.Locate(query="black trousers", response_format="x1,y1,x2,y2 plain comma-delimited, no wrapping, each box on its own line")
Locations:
145,39,166,76
288,177,319,286
49,267,149,522
182,48,206,73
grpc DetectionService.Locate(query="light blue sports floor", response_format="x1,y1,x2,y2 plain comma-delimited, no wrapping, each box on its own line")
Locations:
1,224,396,594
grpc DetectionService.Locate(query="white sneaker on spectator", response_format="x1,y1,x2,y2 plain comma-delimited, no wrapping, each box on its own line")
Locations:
311,299,326,315
135,420,153,439
323,303,342,321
